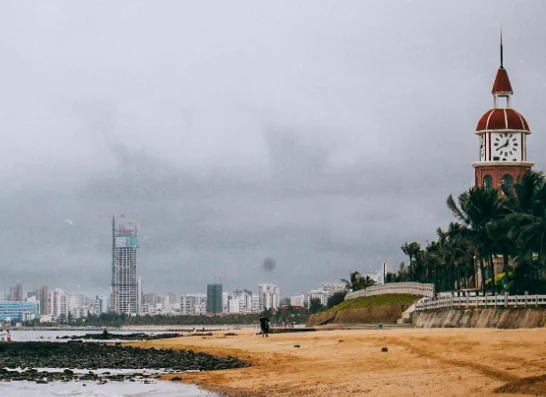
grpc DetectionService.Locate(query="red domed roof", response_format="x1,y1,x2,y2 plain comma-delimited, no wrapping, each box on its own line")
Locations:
476,108,530,132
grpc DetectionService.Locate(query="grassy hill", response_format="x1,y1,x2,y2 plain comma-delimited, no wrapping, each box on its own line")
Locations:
325,294,422,313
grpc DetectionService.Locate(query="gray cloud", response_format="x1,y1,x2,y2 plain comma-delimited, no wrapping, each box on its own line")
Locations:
1,1,546,297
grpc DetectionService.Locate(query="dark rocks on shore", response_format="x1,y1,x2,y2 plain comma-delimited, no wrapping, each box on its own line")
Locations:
56,331,183,341
0,341,248,383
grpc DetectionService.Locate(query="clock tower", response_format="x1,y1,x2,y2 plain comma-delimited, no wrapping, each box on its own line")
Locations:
472,36,533,192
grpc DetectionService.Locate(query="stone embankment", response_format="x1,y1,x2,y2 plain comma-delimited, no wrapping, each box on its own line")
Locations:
412,308,546,328
307,304,412,327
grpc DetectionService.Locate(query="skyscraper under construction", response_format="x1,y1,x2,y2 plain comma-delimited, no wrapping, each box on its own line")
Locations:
111,216,139,314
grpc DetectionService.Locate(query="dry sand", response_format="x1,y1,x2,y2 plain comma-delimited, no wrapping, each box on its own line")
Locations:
134,328,546,396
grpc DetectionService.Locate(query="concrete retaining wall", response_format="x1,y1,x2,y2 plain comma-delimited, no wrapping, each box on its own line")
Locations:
412,308,546,328
307,304,411,327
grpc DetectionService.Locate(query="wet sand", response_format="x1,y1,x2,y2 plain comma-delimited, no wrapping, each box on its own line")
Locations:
134,328,546,396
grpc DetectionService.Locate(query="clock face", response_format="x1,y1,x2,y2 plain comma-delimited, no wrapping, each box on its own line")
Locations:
493,133,520,162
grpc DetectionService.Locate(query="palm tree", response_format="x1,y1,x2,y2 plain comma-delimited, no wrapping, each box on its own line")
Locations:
341,271,376,292
447,187,502,295
504,171,546,293
447,222,475,291
401,242,425,281
360,275,376,289
341,271,363,291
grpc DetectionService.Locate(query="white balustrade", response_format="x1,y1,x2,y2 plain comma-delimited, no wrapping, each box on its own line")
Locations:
414,293,546,311
345,282,435,300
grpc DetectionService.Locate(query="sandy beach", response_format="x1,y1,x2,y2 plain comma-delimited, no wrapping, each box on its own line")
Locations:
134,327,546,396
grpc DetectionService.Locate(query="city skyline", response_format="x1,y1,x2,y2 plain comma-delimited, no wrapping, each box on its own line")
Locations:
1,2,545,296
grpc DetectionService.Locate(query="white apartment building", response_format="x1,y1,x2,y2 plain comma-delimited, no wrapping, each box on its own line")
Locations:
251,295,260,312
181,293,207,315
228,289,253,313
290,293,309,308
66,295,96,318
258,283,280,311
222,292,230,313
320,283,346,295
309,289,330,306
49,288,67,320
95,295,108,314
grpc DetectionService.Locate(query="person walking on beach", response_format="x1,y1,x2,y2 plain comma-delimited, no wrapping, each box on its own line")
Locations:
259,316,270,337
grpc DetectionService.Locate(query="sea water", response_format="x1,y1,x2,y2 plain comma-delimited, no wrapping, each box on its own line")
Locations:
0,379,218,397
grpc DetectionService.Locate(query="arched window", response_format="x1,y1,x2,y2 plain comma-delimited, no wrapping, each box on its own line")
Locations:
483,175,493,190
502,174,514,194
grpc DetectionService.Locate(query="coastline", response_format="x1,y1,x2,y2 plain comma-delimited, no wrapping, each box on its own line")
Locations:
134,327,546,396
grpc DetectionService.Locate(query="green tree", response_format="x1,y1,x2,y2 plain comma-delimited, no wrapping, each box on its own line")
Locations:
326,291,347,309
309,298,323,314
447,187,502,295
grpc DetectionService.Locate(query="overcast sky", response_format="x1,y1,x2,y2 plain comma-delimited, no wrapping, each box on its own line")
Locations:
1,1,545,298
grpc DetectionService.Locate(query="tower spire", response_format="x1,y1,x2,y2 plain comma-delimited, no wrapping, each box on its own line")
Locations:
500,27,504,68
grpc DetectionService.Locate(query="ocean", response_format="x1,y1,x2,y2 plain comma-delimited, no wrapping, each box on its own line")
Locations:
0,379,218,397
1,330,221,397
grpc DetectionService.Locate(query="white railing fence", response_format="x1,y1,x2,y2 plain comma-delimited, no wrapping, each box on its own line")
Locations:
345,282,435,300
414,292,546,311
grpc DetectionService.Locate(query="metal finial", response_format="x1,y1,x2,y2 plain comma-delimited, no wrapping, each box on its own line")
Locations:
500,27,504,68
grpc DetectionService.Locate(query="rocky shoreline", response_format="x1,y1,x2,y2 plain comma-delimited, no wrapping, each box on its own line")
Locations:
0,341,248,383
56,330,183,341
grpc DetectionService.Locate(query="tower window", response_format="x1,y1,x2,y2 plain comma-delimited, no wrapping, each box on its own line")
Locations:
483,175,493,190
502,174,514,194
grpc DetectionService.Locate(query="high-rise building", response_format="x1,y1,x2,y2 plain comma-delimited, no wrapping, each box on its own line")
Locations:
228,289,253,313
137,277,142,314
38,285,50,315
251,295,260,312
111,216,139,315
222,292,230,313
206,284,223,314
95,295,108,314
381,263,393,284
9,282,24,302
50,288,67,320
258,283,280,311
181,293,207,315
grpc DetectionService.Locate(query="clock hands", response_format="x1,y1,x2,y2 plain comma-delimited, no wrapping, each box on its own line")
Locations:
496,139,510,151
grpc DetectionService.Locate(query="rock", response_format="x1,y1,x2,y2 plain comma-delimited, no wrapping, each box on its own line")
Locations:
293,344,301,348
381,347,388,352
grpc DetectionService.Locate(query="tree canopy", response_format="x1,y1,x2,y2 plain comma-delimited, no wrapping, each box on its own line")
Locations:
393,171,546,295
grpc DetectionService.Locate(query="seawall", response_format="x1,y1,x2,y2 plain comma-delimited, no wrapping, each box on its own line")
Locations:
412,308,546,328
307,304,411,327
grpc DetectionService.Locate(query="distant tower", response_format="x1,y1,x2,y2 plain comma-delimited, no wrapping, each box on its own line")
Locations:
111,216,139,315
206,284,223,314
473,33,533,191
38,284,50,315
9,282,24,302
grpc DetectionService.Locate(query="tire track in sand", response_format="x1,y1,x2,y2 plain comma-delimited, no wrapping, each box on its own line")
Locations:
377,336,519,383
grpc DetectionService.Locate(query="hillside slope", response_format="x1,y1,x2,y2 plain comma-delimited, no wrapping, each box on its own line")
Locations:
307,294,421,327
